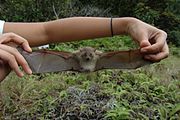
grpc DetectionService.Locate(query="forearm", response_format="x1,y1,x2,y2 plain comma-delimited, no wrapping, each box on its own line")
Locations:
43,17,130,43
3,17,132,46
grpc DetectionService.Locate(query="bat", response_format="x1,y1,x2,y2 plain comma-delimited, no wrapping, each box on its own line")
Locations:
17,47,153,73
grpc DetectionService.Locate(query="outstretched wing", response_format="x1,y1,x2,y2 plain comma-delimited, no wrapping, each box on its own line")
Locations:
96,49,152,70
18,48,80,73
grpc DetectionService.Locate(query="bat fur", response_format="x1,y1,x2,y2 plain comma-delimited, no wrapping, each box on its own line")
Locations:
73,47,102,72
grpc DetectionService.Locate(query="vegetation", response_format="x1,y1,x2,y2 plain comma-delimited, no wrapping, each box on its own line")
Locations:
0,36,179,119
0,0,180,119
0,0,180,46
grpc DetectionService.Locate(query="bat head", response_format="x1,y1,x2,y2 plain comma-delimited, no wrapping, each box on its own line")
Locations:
79,47,96,62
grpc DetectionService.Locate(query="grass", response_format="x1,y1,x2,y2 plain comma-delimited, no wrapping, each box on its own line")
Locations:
0,36,180,119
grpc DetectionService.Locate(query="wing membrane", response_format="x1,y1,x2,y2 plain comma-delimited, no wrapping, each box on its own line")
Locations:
96,49,152,70
18,48,80,73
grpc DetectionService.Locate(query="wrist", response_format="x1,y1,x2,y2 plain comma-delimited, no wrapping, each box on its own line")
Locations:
113,17,138,36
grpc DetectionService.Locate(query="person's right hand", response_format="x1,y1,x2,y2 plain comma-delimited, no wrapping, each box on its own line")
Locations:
0,33,32,79
126,18,169,62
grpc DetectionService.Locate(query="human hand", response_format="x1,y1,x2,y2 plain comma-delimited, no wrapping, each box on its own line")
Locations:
127,18,169,62
0,33,32,81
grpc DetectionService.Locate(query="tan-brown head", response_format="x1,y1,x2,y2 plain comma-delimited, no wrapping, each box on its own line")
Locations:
79,47,96,62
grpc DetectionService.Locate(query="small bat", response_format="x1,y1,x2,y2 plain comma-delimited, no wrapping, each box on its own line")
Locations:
72,47,102,72
18,47,153,73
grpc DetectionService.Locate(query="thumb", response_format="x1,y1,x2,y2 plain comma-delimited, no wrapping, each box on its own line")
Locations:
140,40,151,53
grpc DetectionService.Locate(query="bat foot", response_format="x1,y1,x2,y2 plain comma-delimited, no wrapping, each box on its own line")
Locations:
79,68,94,73
80,69,90,73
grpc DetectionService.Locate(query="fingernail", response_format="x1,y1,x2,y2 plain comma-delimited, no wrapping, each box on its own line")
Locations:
141,49,147,53
19,72,24,77
27,47,32,52
29,47,32,52
25,46,32,52
27,69,32,74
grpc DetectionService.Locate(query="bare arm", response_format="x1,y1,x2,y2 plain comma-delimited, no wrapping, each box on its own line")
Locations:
3,17,128,46
3,17,169,61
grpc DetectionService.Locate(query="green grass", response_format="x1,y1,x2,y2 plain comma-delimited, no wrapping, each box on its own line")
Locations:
0,36,180,119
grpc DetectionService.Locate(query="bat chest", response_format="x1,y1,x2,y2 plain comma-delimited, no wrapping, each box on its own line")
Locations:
80,61,97,72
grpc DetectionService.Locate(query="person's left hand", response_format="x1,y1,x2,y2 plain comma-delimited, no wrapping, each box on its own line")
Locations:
0,33,32,82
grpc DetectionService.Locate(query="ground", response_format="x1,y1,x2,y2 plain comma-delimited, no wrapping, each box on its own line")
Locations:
0,36,180,119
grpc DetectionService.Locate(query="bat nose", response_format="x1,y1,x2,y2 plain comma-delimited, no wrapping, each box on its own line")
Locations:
86,57,90,61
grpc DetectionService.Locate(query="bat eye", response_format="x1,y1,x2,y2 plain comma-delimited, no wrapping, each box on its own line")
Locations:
89,53,93,57
81,53,86,58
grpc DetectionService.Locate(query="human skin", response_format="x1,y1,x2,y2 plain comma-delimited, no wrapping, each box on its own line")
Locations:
0,17,169,81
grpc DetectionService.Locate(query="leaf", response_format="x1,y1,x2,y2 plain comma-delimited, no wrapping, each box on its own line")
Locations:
138,113,149,120
169,104,180,117
158,106,168,119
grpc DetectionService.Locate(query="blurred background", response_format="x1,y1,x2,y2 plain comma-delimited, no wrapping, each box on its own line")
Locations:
0,0,179,47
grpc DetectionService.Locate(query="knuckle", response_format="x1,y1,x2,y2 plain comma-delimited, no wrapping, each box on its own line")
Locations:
13,48,19,53
23,40,27,43
8,54,14,59
7,32,16,39
8,55,16,63
11,48,21,57
160,30,167,38
163,31,167,36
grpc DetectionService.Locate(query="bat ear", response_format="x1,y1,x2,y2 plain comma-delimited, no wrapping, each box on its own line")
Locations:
93,48,96,52
79,48,83,52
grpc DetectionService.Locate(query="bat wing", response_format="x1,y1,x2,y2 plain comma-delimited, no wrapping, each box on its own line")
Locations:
96,49,152,70
18,48,80,73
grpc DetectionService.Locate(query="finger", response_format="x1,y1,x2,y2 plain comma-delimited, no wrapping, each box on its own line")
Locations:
144,43,169,62
0,33,32,52
0,45,32,75
21,40,32,52
0,45,32,74
140,39,151,53
141,31,167,54
133,32,151,52
144,52,169,62
0,49,24,77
